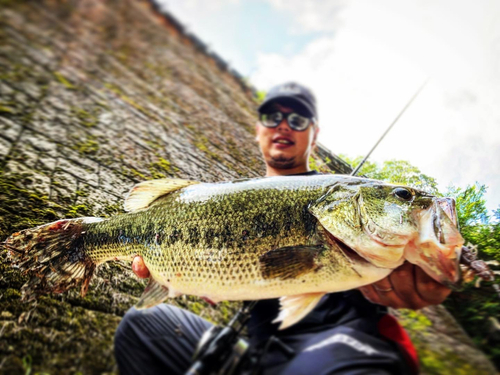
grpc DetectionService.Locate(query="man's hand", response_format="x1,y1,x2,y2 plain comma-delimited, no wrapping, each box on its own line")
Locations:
132,255,150,279
359,261,452,310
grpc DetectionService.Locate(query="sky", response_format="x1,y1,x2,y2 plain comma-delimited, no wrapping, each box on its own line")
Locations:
157,0,500,213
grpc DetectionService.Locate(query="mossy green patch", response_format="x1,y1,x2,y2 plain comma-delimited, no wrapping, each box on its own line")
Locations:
193,135,223,163
65,204,92,218
0,104,15,115
71,107,99,128
0,63,32,82
103,82,156,119
72,137,99,156
397,309,432,333
0,173,64,237
148,157,179,178
397,308,494,374
121,166,147,181
53,71,76,90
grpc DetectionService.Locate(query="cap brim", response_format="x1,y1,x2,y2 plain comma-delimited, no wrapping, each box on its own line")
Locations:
258,96,316,118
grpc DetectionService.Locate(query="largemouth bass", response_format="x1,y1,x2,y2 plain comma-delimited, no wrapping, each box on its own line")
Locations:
5,175,464,329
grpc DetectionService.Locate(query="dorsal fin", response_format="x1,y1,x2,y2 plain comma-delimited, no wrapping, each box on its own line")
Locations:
124,178,199,212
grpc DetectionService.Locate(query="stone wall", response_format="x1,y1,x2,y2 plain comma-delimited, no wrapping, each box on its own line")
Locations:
0,1,496,374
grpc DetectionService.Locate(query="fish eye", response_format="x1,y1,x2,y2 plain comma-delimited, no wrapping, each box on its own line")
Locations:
393,187,413,202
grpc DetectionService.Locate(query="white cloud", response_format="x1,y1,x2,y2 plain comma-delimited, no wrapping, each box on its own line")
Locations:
251,0,500,211
155,0,500,211
266,0,346,33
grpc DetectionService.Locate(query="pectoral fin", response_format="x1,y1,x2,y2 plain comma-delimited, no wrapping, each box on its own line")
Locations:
136,279,172,309
259,245,325,280
273,293,325,330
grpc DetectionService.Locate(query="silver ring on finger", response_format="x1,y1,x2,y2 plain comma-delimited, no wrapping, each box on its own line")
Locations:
374,285,393,293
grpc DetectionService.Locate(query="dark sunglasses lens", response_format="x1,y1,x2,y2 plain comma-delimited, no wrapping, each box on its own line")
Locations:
288,113,310,131
261,112,283,128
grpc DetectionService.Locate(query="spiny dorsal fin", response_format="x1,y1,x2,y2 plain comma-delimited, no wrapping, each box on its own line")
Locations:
273,292,325,330
124,178,199,212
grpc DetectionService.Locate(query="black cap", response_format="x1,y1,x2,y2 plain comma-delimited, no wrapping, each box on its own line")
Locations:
258,82,317,119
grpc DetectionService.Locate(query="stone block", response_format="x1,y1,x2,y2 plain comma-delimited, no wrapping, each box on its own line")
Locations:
0,117,23,142
0,136,12,158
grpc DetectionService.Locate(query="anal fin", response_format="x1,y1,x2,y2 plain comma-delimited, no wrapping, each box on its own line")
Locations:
136,279,171,309
273,292,325,330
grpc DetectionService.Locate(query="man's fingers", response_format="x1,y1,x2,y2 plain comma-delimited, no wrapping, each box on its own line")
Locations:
360,278,405,309
132,256,150,279
358,285,379,304
360,263,453,310
389,263,428,310
370,277,408,309
414,266,452,305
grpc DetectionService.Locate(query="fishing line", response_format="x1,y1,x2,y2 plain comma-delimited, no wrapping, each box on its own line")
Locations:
350,79,429,176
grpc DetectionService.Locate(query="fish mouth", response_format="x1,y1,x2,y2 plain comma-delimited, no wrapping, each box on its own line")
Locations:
437,198,458,227
404,200,464,288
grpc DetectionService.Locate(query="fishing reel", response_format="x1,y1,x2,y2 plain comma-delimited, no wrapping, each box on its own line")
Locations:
185,303,255,375
185,302,295,375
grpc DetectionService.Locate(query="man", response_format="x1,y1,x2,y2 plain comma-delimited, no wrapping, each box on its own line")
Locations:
115,82,451,374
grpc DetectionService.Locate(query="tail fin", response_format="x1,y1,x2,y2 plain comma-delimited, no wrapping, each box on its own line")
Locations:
4,217,103,301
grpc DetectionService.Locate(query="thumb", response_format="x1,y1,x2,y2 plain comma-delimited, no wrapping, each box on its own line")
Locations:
132,255,150,279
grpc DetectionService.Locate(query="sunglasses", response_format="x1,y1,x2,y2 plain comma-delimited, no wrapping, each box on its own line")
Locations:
259,111,316,131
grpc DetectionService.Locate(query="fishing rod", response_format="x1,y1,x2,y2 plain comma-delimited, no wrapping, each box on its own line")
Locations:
350,79,429,176
348,80,500,297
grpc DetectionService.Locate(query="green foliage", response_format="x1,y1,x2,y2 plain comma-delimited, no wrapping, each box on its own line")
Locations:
339,155,439,194
443,184,500,368
340,155,500,369
308,156,332,174
397,309,432,332
446,184,489,227
444,184,499,262
254,90,267,104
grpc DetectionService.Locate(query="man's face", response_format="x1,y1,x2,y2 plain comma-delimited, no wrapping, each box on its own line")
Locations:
256,103,318,170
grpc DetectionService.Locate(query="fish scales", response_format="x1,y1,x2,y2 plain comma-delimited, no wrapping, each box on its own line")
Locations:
5,174,464,328
83,176,354,300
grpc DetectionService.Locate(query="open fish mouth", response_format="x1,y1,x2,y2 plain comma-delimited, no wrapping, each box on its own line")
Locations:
405,198,464,287
437,198,458,227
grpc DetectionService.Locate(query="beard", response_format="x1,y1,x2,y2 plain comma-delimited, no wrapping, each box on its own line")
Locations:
268,155,296,169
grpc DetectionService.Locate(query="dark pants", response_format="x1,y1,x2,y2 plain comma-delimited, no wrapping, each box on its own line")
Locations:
115,305,411,375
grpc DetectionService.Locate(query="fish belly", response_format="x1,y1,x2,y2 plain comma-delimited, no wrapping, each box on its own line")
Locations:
146,243,392,302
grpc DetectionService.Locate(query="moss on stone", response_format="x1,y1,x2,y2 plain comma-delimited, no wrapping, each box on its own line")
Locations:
71,107,99,128
148,157,180,178
103,82,156,119
72,137,100,155
396,308,495,374
0,104,15,114
0,173,63,236
122,166,147,181
53,71,76,90
65,204,92,218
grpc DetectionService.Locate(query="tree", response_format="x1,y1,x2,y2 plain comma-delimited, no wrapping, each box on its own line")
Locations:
339,155,439,194
340,155,500,368
445,184,500,262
